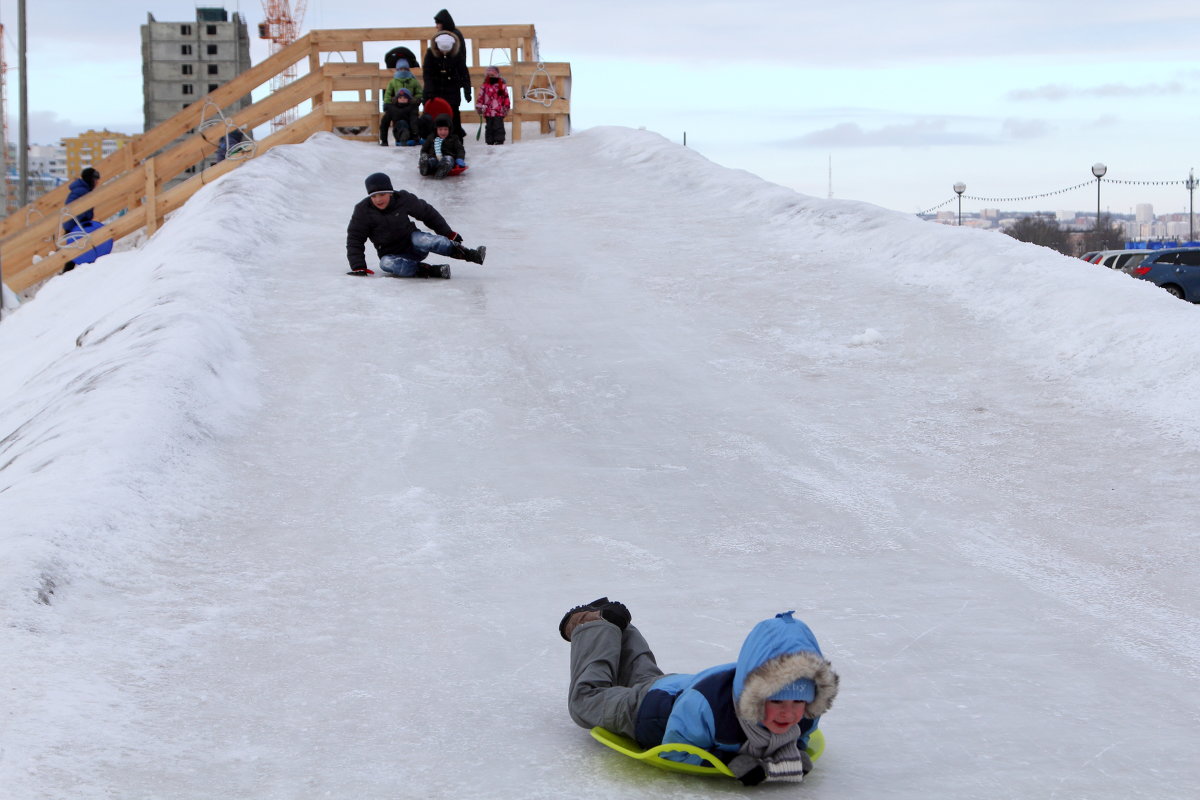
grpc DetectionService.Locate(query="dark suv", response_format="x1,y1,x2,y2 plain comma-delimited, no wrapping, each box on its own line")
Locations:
1130,248,1200,301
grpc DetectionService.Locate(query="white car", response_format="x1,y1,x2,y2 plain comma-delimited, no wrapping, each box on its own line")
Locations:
1090,249,1152,272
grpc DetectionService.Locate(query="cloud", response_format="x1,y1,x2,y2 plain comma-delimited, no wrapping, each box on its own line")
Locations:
1007,80,1189,101
1001,118,1051,140
785,119,994,148
23,111,141,146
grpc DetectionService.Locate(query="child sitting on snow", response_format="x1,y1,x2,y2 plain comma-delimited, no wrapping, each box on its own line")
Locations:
418,114,466,178
384,88,421,147
474,66,511,145
561,599,838,786
380,60,423,146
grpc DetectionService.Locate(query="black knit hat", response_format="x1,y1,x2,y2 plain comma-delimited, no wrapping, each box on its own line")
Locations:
433,114,452,130
364,172,393,195
81,167,100,185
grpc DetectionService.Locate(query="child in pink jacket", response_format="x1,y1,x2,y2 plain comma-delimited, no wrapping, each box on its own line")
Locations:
475,66,512,145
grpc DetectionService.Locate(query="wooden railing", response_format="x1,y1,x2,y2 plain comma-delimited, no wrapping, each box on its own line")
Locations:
1,24,570,294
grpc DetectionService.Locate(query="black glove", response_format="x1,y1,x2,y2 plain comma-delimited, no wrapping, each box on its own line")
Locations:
464,88,472,103
728,754,766,786
448,231,463,243
738,766,766,786
347,267,375,276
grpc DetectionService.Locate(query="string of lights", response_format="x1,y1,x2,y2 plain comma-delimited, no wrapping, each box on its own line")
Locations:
917,197,957,215
917,174,1196,216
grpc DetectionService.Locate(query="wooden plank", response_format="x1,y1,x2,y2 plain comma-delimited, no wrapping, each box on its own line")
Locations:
6,114,326,293
144,159,159,236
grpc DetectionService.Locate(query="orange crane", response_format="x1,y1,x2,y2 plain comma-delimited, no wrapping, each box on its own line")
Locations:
0,23,11,214
258,0,308,132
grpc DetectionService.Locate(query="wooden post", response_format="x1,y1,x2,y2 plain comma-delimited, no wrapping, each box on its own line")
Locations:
144,158,158,235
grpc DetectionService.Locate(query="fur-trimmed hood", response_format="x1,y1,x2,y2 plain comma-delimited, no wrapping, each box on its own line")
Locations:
732,611,839,721
429,31,461,60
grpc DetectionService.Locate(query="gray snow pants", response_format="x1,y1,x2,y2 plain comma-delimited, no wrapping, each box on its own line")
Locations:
568,621,666,739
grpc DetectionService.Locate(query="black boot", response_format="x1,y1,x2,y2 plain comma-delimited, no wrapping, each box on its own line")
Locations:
452,244,486,265
558,597,631,641
416,263,451,279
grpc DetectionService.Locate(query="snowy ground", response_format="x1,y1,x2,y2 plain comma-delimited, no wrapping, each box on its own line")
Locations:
2,129,1199,800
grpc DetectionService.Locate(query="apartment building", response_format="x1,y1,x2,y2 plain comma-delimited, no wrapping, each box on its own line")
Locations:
141,7,252,136
63,130,133,178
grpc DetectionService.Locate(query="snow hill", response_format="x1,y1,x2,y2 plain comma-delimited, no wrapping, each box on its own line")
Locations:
2,129,1198,799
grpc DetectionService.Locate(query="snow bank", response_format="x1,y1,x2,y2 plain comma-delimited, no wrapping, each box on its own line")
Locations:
582,126,1200,441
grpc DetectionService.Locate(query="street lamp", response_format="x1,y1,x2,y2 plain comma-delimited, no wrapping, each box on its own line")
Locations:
953,182,966,226
1187,168,1197,244
1091,163,1107,242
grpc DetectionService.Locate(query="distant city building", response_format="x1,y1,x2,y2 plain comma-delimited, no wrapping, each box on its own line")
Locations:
63,130,132,178
3,143,68,214
1135,203,1155,224
27,143,68,182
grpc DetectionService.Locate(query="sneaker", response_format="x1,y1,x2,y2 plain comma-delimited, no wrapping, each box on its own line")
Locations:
559,597,631,641
406,139,418,146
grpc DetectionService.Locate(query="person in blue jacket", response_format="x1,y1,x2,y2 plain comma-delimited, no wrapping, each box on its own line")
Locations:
62,167,100,233
560,599,839,785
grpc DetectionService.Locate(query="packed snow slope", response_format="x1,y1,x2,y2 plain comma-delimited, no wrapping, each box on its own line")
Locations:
2,129,1198,800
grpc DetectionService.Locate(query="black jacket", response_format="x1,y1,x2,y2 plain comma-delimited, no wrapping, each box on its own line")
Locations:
420,133,466,162
424,15,471,98
345,191,453,270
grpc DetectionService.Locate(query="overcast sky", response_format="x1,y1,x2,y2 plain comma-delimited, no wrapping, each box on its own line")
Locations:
2,0,1198,214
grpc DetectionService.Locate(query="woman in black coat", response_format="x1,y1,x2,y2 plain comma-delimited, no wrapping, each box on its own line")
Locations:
423,10,471,138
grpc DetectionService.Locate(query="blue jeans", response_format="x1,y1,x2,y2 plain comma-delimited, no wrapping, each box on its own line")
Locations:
379,231,457,276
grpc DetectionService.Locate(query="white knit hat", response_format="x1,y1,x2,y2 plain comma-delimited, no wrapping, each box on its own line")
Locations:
435,33,455,52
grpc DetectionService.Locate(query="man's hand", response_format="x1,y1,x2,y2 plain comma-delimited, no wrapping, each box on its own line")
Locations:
447,232,463,243
463,88,472,103
347,267,375,276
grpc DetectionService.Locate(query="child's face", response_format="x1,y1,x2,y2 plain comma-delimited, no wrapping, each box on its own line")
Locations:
436,126,450,138
761,700,806,734
397,95,410,104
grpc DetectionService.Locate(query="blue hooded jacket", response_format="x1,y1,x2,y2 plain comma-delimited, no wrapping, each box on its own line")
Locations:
633,612,838,764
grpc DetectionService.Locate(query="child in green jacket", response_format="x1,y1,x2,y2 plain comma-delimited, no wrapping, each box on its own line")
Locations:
380,60,423,146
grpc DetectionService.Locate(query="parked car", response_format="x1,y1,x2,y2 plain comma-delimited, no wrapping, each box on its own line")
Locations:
1129,247,1200,301
1084,249,1121,266
1097,249,1152,272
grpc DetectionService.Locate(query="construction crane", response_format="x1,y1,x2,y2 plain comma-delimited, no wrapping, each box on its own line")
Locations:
0,23,11,215
258,0,308,132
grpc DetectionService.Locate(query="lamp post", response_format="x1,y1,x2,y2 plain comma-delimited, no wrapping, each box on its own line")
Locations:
1187,168,1196,244
953,182,966,226
1091,163,1107,243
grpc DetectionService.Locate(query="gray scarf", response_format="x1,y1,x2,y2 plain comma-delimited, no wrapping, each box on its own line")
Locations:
727,717,808,783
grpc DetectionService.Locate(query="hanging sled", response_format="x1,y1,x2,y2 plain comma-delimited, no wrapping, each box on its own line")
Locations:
198,100,257,162
589,727,825,778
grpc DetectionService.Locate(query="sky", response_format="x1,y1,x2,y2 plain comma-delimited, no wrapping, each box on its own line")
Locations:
3,128,1200,798
1,1,1198,213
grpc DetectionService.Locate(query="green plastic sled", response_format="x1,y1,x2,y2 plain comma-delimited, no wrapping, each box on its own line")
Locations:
590,726,825,778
